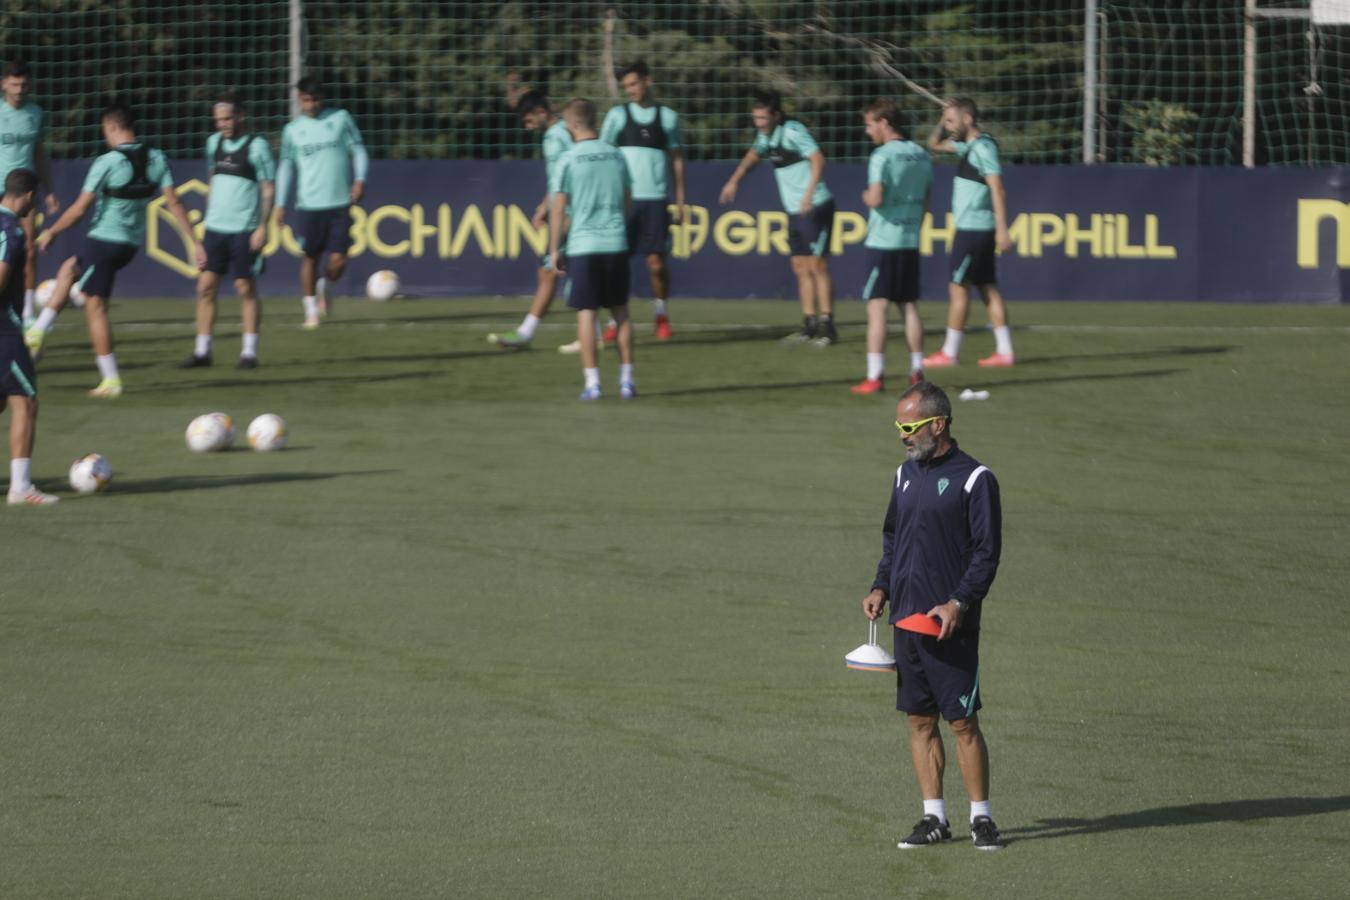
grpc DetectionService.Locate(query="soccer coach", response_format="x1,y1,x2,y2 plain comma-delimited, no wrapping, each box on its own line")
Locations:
861,381,1005,851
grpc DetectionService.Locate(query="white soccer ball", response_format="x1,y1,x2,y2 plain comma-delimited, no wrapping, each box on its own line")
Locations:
35,278,84,308
366,269,399,302
186,412,235,453
246,413,288,452
69,453,113,494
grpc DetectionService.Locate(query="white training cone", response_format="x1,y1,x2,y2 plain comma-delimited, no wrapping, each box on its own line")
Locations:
845,619,897,672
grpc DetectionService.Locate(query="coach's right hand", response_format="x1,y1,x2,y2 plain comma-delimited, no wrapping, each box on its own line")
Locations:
718,180,737,205
863,589,886,621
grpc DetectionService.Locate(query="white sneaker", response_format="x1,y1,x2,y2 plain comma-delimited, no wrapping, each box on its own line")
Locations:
8,485,59,506
316,277,331,316
302,316,321,331
557,340,582,354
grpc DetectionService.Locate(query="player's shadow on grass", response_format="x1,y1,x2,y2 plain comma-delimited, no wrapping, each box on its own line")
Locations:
112,469,396,495
642,327,812,349
1005,795,1350,842
643,377,858,397
1010,344,1237,367
955,367,1186,391
129,368,462,392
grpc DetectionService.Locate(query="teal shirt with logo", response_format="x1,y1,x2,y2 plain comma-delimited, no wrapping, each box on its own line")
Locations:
751,120,832,213
81,143,174,246
542,119,574,196
280,108,364,210
555,139,630,256
0,101,42,179
865,139,932,250
598,103,681,201
951,135,1001,231
204,133,276,234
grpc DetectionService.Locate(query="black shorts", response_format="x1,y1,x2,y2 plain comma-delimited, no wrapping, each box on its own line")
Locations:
863,248,920,304
203,230,265,279
894,626,982,722
788,200,836,257
950,229,997,286
74,237,138,300
0,334,37,397
294,207,352,259
565,252,630,311
627,199,671,256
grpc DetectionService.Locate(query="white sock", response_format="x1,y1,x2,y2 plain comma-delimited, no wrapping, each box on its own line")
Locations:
33,306,57,333
653,298,668,317
970,800,992,823
910,352,925,373
583,367,600,390
302,296,318,318
923,798,948,824
619,362,634,384
607,318,618,331
993,325,1013,356
866,352,884,381
518,313,540,340
95,353,120,381
316,277,328,299
10,457,31,492
194,334,212,357
942,328,963,358
22,289,35,320
241,333,259,358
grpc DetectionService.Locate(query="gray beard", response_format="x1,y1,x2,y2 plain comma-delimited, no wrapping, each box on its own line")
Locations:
905,433,939,462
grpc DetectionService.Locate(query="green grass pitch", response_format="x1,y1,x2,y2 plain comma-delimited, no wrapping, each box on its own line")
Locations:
3,295,1348,898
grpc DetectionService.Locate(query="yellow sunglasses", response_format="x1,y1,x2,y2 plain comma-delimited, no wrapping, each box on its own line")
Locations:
894,415,947,436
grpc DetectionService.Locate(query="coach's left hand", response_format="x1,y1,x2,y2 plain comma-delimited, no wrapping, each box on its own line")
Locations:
995,228,1012,254
350,180,365,204
927,601,963,641
249,225,266,253
799,196,814,216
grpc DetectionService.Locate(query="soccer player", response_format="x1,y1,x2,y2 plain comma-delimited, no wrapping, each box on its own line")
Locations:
275,76,367,329
852,99,933,394
487,90,578,352
923,98,1015,368
862,381,1004,851
548,99,635,401
0,169,57,505
28,99,203,398
719,92,837,345
180,91,275,370
599,60,684,341
0,61,60,323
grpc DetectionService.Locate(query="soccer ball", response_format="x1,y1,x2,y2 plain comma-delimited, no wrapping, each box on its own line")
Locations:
366,270,399,302
35,278,85,309
246,413,288,452
69,453,113,493
185,412,235,453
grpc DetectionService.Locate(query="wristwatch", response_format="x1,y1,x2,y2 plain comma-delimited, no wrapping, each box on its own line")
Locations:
950,598,969,615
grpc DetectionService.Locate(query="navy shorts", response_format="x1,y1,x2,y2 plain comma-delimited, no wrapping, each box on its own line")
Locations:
74,237,138,300
294,207,352,259
950,229,997,286
565,252,630,311
0,334,37,397
788,200,836,257
203,229,264,280
894,626,982,722
627,199,672,256
863,248,920,304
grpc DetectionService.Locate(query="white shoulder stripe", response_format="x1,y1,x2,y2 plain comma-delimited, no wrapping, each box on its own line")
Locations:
963,465,989,493
896,465,905,488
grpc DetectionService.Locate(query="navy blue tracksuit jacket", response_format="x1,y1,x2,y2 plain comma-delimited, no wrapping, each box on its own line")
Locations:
871,442,1002,630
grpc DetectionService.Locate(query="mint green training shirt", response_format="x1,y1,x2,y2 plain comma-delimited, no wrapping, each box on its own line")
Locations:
865,139,932,250
599,103,681,201
204,133,276,233
751,120,832,213
280,108,364,210
555,139,630,256
81,143,174,246
0,101,42,179
951,134,1002,232
543,118,574,196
